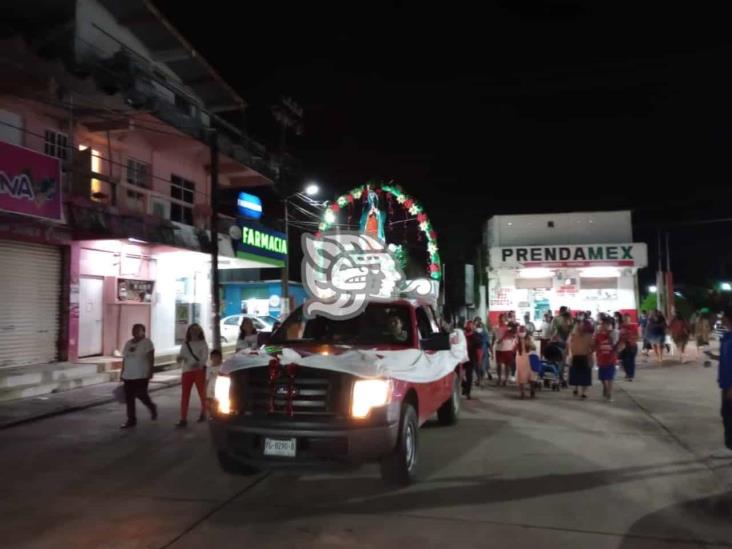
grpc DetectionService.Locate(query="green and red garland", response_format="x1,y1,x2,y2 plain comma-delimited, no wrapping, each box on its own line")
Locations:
318,182,442,281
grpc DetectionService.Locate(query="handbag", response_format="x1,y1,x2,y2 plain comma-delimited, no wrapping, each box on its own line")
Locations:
186,342,203,368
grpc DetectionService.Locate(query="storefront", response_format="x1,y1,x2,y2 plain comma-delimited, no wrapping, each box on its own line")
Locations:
68,209,290,359
485,211,648,327
0,140,68,368
222,281,307,318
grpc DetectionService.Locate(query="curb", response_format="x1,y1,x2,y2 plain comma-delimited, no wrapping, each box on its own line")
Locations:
0,379,181,431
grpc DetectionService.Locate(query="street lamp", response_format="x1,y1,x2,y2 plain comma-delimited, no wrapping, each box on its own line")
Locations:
721,282,732,292
281,183,323,317
648,285,657,294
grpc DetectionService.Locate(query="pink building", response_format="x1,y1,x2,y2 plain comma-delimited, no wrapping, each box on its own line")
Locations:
0,0,285,376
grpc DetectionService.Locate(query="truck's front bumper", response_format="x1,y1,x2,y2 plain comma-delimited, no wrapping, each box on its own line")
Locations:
210,415,399,469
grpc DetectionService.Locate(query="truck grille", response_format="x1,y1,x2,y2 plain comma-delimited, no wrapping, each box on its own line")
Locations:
231,366,352,417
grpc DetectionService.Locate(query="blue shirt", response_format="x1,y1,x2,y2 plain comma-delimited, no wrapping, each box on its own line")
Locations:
719,331,732,390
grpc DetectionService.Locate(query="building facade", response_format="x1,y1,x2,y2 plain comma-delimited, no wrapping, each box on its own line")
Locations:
485,211,648,327
0,0,288,368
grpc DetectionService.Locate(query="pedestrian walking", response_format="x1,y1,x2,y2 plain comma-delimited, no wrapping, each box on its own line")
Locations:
236,317,259,351
695,311,712,356
462,320,479,399
473,317,486,386
618,313,639,380
647,311,668,363
516,334,538,399
704,307,732,459
669,313,691,363
639,310,651,357
595,318,619,402
495,314,517,387
568,321,593,398
481,318,493,382
523,312,536,337
176,323,209,428
119,324,157,429
540,310,553,357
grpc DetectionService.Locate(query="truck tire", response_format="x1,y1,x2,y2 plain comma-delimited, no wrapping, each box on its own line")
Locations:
380,404,418,486
437,372,460,425
217,451,259,476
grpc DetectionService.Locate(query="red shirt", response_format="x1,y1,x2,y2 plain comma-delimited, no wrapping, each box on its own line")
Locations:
594,331,616,367
620,323,639,346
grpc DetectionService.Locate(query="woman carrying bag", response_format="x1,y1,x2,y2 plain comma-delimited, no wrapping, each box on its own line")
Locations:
176,323,209,428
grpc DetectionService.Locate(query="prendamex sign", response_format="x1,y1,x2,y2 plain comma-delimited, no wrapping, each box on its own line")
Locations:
490,243,648,269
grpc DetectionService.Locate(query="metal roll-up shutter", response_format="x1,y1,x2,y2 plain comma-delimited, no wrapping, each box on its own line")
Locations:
0,239,62,367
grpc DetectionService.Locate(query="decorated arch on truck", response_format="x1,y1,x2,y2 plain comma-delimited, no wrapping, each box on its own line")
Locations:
318,181,442,281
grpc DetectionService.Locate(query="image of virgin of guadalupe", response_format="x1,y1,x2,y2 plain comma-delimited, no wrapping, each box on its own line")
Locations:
359,189,386,242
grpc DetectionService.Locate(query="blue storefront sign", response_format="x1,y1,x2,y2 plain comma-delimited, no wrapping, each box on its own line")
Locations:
234,220,287,267
237,192,263,220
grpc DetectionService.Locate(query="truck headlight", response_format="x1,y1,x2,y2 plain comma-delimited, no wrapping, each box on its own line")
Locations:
351,379,392,418
214,375,232,414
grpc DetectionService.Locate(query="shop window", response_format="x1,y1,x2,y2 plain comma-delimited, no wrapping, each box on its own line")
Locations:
126,189,146,213
0,109,22,145
516,277,553,289
79,145,113,204
579,277,618,290
44,130,68,160
126,158,150,188
170,174,195,225
151,197,170,219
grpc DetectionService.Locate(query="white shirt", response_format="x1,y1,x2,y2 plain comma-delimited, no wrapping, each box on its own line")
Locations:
122,338,154,380
206,364,220,398
177,340,209,373
236,334,258,351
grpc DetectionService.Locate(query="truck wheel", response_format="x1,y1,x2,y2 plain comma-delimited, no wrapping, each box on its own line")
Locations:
380,404,418,486
437,372,460,425
217,451,259,476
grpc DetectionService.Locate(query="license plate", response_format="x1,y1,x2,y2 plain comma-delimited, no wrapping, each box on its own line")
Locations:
263,437,296,457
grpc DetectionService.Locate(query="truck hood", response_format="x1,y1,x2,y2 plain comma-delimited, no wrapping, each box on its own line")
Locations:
220,331,468,384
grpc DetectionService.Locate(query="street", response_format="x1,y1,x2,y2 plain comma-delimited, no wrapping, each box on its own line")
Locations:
1,357,731,549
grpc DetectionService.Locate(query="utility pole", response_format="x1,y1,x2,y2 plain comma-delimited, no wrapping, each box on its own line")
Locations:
271,96,303,318
281,198,290,316
209,129,221,350
656,229,666,317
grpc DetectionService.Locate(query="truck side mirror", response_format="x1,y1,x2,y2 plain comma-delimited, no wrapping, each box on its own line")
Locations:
420,332,451,351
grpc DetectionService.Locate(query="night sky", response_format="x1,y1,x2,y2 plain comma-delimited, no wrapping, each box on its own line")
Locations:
154,1,732,288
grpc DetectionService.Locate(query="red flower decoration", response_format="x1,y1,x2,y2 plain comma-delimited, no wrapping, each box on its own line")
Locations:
268,358,280,413
429,263,440,273
331,203,340,213
314,232,322,238
404,198,414,209
417,213,427,223
429,231,437,240
347,194,354,204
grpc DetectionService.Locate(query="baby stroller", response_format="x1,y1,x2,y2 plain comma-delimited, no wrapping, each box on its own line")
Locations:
532,342,565,391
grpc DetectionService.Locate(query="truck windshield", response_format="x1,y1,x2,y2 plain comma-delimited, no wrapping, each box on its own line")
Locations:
271,303,414,346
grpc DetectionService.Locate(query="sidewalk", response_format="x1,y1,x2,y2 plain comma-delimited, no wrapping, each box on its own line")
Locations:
0,369,182,430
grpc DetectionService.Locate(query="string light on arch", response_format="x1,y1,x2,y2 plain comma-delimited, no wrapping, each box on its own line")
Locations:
319,181,442,281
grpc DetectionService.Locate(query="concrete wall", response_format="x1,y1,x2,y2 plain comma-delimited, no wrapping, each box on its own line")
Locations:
74,0,180,84
0,95,68,154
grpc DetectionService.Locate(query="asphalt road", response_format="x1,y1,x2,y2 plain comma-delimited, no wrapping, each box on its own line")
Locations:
1,355,730,548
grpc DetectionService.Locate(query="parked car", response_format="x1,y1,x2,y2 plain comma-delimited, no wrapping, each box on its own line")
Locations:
220,314,276,343
210,300,465,485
